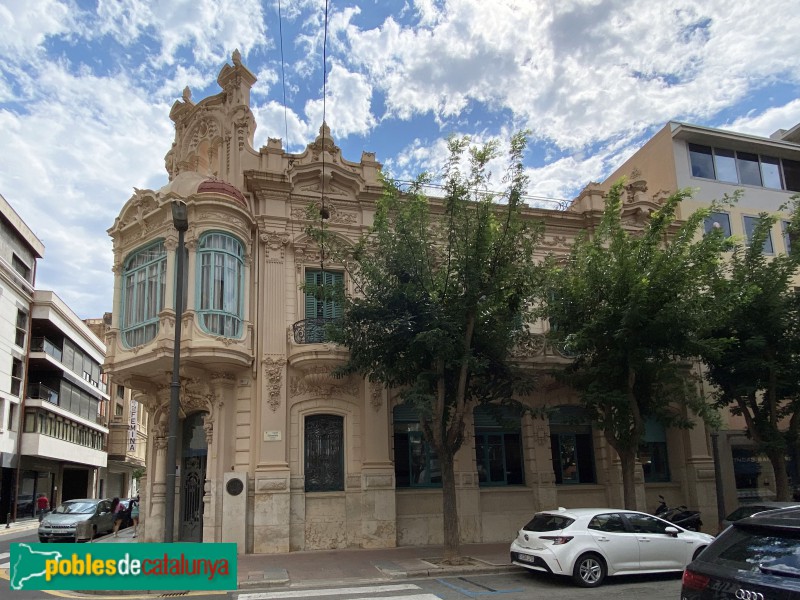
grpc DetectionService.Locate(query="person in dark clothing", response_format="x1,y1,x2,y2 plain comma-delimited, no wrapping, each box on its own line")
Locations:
36,494,50,521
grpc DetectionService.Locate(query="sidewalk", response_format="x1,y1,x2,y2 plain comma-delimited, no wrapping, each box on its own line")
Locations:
92,531,518,589
0,518,40,536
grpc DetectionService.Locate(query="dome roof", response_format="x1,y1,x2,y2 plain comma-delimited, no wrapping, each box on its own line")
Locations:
157,171,247,207
197,179,247,206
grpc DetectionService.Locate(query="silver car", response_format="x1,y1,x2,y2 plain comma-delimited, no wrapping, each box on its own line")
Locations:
38,499,115,542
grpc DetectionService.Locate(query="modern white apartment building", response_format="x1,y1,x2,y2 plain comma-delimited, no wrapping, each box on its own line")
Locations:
0,194,44,523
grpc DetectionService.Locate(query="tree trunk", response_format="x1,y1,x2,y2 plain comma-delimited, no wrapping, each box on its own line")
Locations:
439,450,461,562
767,450,791,501
619,447,638,510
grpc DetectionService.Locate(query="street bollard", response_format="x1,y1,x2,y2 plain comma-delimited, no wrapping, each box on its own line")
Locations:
5,512,11,528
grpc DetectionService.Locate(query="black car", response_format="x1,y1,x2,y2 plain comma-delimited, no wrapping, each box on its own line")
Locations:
682,506,800,600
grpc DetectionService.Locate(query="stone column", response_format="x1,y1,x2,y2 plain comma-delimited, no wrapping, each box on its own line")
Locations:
253,228,291,553
359,381,396,548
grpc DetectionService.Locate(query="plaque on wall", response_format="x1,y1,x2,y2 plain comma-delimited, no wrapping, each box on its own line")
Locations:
226,477,244,496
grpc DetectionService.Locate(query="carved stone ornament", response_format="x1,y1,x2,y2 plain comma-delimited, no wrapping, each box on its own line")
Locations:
289,367,359,398
370,381,384,411
262,356,285,411
510,333,546,358
260,230,290,261
290,200,357,224
541,235,570,249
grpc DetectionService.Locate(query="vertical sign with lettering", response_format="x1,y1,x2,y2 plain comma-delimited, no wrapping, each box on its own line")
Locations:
128,400,138,452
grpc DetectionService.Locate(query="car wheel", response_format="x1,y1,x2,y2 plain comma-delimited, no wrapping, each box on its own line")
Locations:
38,537,48,543
572,553,607,587
692,546,706,561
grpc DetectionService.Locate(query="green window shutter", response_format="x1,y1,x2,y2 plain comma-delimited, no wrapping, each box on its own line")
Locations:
305,270,319,319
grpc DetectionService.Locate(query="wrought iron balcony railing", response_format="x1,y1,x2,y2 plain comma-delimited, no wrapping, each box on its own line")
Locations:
292,318,340,344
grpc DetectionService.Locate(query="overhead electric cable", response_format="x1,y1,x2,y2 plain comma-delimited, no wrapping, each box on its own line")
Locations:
277,0,290,149
319,0,330,303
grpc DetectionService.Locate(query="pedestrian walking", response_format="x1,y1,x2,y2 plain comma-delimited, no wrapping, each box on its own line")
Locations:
111,497,124,537
36,493,50,521
130,495,140,538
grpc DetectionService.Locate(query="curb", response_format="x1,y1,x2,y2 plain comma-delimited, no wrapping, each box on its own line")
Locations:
235,560,522,591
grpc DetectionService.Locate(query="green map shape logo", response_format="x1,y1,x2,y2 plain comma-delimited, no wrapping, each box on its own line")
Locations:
11,543,63,590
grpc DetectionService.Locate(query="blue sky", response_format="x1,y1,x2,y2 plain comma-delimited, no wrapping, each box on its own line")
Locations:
1,0,799,320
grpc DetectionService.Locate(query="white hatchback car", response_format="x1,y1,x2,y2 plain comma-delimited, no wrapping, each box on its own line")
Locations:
510,507,714,587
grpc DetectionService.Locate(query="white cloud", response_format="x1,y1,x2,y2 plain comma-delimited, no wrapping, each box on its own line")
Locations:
93,0,270,67
303,62,376,138
726,100,800,139
0,0,74,54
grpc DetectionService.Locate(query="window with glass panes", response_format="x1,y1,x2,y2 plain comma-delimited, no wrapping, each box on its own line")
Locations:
473,404,524,486
549,405,596,484
15,310,27,348
640,418,670,482
122,241,167,347
743,215,774,254
10,358,22,397
688,143,800,192
198,232,244,337
393,404,441,487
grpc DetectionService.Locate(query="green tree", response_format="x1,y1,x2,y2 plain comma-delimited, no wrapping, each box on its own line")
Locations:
543,181,727,509
308,133,542,561
700,200,800,501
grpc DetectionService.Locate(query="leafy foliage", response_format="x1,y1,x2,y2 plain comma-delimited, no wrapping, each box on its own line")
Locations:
700,196,800,500
543,181,730,508
306,132,543,558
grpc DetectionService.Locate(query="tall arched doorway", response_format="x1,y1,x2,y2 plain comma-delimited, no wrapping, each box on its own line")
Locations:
180,412,207,541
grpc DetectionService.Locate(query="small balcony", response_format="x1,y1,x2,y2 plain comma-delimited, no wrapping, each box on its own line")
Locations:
288,318,349,372
27,382,59,404
292,318,340,344
30,336,62,361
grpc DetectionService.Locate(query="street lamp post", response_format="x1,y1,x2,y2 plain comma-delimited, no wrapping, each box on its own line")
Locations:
164,199,188,543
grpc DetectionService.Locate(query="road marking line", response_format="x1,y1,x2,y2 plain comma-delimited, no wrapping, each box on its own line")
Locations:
238,584,422,599
0,562,9,569
344,596,440,600
0,552,8,560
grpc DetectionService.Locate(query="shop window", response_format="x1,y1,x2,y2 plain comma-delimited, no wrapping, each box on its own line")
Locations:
122,241,167,347
393,404,441,487
549,405,596,484
743,215,774,254
473,404,524,486
304,414,344,492
640,418,670,482
198,232,244,337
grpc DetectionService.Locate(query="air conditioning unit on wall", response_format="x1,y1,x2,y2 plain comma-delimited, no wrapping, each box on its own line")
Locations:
221,471,248,552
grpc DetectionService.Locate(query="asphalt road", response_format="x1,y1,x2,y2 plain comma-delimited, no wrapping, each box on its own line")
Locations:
0,528,684,600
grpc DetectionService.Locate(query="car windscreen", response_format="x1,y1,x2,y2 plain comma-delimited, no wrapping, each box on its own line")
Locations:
724,506,770,522
53,502,97,514
523,513,575,532
701,525,800,576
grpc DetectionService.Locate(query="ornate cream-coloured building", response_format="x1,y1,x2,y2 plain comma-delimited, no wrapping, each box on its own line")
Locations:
103,52,718,553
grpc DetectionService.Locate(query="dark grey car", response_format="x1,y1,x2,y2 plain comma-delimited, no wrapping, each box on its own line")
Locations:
682,506,800,600
38,499,115,542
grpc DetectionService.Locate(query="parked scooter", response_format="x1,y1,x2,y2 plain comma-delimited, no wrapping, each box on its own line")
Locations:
654,495,703,531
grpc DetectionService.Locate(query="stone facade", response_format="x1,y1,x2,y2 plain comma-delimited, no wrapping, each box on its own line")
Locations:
103,53,718,552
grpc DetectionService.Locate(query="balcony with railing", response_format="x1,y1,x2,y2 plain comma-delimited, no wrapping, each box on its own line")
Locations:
27,382,59,404
30,336,62,361
288,318,349,371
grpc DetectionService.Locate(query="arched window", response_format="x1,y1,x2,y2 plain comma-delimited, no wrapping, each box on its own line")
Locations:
549,405,596,484
122,241,167,347
197,232,244,338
